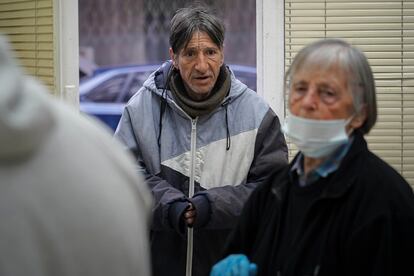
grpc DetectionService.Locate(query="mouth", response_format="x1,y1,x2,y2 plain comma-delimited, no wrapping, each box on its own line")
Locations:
193,75,211,82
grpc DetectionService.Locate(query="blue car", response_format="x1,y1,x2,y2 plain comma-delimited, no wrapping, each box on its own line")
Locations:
80,64,257,131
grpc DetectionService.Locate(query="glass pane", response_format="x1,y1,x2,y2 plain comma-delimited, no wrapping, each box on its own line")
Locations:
84,74,127,102
124,70,153,102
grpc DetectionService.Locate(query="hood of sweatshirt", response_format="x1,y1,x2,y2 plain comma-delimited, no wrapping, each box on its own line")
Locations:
0,37,54,161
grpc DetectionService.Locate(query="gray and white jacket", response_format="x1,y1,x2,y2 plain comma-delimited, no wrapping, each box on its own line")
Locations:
115,61,288,276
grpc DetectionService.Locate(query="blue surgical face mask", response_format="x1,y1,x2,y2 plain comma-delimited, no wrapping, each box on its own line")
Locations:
282,113,353,158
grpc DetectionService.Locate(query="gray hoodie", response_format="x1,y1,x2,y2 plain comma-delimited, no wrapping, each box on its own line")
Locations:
0,37,152,276
115,61,288,276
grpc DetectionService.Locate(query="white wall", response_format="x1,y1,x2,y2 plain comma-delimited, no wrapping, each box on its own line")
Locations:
54,0,79,109
256,0,285,120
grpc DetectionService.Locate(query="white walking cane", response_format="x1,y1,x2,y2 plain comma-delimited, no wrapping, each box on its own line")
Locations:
186,119,197,276
186,227,194,276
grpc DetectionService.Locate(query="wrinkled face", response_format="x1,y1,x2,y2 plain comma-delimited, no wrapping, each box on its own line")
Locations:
170,31,224,101
289,64,364,131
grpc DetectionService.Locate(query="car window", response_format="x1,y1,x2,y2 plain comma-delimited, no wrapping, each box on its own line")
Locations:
84,74,128,102
124,71,153,102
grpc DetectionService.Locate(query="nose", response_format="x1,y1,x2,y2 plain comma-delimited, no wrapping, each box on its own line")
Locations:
194,53,208,73
300,88,318,111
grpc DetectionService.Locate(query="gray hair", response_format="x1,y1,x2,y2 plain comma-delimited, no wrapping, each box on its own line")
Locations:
169,5,225,54
285,38,377,134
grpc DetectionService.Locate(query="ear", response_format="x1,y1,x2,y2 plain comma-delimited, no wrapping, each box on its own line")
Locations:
169,48,178,69
219,47,224,66
350,105,367,130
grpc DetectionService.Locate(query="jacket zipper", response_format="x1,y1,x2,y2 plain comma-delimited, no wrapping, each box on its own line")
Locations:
189,118,197,198
186,118,197,276
284,192,325,275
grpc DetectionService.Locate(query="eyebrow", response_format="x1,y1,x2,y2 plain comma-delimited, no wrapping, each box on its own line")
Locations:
183,45,219,51
292,80,307,86
293,79,336,88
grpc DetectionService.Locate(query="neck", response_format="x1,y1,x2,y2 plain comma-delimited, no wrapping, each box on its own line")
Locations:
303,156,326,176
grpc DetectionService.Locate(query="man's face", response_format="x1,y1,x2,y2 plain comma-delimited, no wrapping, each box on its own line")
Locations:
170,31,224,101
289,64,364,131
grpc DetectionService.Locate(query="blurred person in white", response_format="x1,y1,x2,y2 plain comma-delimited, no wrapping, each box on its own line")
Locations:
0,36,152,276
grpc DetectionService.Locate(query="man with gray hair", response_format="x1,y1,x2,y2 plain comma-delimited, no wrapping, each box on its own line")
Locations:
0,36,152,276
211,38,414,276
115,4,288,276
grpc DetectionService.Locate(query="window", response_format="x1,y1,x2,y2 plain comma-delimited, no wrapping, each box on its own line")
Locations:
84,74,128,102
125,71,152,102
0,0,55,91
284,0,414,185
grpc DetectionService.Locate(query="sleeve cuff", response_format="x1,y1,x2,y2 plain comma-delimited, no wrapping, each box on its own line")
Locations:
168,200,189,235
190,193,211,228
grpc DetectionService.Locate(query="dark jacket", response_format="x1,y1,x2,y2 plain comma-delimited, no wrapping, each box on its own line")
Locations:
223,132,414,276
115,61,288,276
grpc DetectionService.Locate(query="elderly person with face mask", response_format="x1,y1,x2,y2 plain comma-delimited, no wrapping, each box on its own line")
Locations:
210,38,414,276
114,4,288,276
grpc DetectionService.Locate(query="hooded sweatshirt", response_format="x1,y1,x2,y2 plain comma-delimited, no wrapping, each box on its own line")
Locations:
0,36,152,276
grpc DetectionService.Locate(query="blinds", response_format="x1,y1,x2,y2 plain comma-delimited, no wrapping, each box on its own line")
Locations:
0,0,54,91
284,0,414,185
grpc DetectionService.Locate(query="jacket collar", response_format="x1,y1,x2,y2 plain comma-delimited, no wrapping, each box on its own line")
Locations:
322,130,367,198
273,130,368,200
290,137,353,187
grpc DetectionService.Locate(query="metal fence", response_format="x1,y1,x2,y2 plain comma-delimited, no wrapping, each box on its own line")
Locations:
79,0,256,68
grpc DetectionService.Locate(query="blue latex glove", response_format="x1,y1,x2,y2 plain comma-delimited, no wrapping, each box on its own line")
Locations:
210,254,257,276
